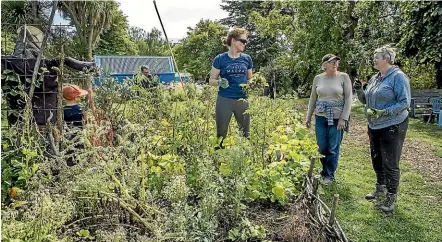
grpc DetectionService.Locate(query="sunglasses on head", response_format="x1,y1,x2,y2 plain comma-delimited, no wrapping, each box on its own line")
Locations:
235,38,248,45
375,48,392,62
327,59,338,64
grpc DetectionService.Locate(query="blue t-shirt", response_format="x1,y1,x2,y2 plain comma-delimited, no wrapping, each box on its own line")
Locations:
212,52,253,99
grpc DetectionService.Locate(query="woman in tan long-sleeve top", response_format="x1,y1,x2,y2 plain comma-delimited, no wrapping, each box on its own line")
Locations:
306,54,353,185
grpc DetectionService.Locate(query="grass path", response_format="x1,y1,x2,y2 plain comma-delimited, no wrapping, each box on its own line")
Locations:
295,99,442,242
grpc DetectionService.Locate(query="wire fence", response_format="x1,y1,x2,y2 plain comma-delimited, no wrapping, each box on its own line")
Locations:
1,22,89,130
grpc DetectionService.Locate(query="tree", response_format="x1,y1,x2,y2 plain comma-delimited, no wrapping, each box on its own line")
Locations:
220,0,282,70
128,27,168,56
1,0,51,30
96,8,137,56
400,1,442,88
250,1,351,95
350,2,403,78
58,1,116,60
173,20,227,80
247,1,408,95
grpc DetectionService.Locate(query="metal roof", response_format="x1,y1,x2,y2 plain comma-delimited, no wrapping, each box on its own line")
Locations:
94,56,174,75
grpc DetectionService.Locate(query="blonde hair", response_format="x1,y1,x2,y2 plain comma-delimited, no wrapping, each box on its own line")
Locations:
374,45,397,64
221,27,248,47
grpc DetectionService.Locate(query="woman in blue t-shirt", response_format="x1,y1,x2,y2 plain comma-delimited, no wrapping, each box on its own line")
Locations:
209,28,253,149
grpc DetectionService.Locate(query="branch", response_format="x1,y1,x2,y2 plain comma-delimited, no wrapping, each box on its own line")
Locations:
61,2,85,42
91,13,103,48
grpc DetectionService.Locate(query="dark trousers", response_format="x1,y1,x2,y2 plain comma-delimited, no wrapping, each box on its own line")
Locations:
215,95,250,142
315,115,344,179
368,118,408,194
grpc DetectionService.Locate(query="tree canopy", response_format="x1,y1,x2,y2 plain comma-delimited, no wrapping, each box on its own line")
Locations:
2,0,439,91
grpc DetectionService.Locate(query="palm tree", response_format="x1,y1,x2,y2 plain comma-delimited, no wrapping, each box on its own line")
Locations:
1,0,51,31
58,1,116,60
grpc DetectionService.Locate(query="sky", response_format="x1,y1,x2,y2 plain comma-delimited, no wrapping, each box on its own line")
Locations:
118,0,229,41
53,0,229,41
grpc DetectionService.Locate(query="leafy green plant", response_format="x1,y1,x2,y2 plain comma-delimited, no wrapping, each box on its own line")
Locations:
228,218,266,241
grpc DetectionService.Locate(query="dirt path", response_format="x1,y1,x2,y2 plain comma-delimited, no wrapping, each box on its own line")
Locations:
345,115,442,181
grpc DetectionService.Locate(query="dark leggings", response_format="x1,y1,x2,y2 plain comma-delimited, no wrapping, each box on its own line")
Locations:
215,95,250,143
368,118,408,194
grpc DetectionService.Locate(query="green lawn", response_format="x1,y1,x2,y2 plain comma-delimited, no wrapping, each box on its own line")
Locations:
313,102,442,242
321,144,442,242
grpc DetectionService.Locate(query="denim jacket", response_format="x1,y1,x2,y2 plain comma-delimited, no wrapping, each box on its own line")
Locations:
357,66,411,130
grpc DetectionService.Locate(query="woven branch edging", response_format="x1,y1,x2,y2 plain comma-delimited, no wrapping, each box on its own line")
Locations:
295,156,350,242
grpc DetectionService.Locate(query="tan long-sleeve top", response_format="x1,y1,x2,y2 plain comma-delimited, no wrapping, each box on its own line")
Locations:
306,72,352,121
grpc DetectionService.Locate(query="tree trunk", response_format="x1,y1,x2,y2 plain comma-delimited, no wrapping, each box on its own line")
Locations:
345,0,358,40
31,1,39,24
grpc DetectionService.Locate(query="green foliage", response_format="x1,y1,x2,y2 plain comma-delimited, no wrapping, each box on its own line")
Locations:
1,79,318,240
400,1,442,88
128,27,169,56
220,0,283,71
0,0,51,28
246,123,318,204
95,7,137,56
249,1,352,95
351,2,403,66
1,70,44,203
59,0,117,59
1,31,17,55
400,2,442,64
400,58,436,89
76,229,94,240
228,218,266,241
173,20,227,80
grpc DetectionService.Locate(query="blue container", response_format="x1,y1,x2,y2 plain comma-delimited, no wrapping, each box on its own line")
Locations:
94,72,183,86
158,72,176,83
175,73,192,82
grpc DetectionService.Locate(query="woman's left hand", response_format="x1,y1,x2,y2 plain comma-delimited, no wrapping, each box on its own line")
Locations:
337,118,346,130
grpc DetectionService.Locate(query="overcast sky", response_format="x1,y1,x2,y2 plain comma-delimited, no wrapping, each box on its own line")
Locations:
53,0,229,41
118,0,229,41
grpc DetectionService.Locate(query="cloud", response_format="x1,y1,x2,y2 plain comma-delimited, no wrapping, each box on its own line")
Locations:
118,0,228,39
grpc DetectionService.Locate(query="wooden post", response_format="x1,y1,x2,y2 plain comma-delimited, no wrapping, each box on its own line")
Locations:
329,194,339,226
312,175,320,197
56,45,64,144
308,156,316,178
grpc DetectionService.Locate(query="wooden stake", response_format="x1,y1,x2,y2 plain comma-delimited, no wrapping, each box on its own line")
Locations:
329,194,339,226
312,175,320,197
308,156,316,178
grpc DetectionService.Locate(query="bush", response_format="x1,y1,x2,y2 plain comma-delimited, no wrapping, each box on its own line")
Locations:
399,58,436,89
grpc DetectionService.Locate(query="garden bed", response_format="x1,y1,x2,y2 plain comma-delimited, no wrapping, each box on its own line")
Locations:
1,77,348,241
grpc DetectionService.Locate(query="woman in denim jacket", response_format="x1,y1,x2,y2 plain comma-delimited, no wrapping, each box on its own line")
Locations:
355,45,411,213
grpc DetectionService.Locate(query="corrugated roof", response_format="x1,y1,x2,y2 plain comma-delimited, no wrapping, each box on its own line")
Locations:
94,56,174,74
